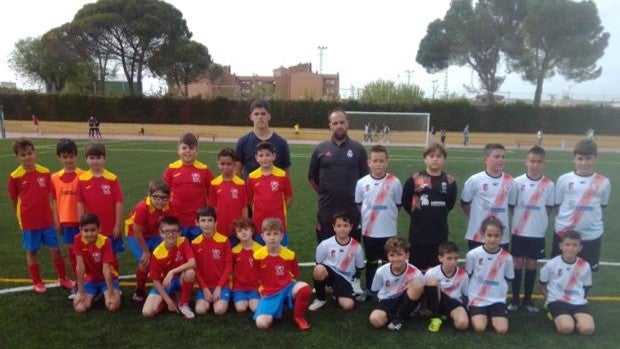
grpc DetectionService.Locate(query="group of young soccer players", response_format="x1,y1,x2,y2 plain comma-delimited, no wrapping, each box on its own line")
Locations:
7,124,608,335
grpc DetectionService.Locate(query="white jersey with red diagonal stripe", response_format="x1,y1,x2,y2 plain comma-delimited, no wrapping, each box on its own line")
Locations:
539,255,591,306
466,246,514,307
355,173,402,238
424,265,469,301
315,236,365,281
554,172,610,240
509,174,555,238
461,171,514,244
371,263,424,300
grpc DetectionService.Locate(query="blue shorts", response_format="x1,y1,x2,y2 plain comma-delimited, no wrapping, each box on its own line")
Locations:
84,279,120,295
232,290,261,303
22,227,59,252
253,282,297,320
127,236,162,262
181,226,202,241
110,237,125,254
61,225,80,245
149,275,182,296
254,232,289,247
196,287,231,302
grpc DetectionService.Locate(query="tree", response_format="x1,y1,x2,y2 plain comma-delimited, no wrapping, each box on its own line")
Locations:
73,0,191,94
505,0,609,106
417,0,526,103
360,80,425,104
150,40,212,97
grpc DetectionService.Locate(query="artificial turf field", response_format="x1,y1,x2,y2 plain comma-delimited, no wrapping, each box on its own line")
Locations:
0,137,618,349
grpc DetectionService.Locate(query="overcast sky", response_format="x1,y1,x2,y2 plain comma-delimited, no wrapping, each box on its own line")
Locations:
1,0,618,101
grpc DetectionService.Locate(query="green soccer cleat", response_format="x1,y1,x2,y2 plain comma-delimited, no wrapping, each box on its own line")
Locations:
428,317,443,333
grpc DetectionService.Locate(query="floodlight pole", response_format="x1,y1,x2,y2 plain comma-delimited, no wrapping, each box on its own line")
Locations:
317,46,327,74
0,104,5,139
405,70,414,85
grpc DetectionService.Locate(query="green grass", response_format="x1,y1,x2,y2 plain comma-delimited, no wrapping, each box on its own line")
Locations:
1,138,619,349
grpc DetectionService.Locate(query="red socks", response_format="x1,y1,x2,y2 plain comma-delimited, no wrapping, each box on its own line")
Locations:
53,257,67,280
28,263,43,285
135,268,149,292
180,281,194,306
68,251,77,281
293,285,312,319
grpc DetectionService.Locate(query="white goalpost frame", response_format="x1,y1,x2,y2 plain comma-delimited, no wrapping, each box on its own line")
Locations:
346,111,431,146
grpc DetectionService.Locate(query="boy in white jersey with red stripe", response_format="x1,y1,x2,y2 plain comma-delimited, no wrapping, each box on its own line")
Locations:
355,145,402,300
369,237,425,331
466,216,514,334
309,211,365,311
540,230,594,335
508,146,555,312
552,139,610,271
424,241,469,332
461,143,514,251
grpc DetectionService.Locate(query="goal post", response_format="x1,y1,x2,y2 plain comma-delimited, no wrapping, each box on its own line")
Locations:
346,111,431,146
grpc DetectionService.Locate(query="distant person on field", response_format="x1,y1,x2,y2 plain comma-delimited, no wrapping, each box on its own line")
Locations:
88,116,96,138
540,230,595,335
382,124,390,142
463,124,470,146
236,99,291,177
139,123,145,135
293,123,300,135
94,118,102,138
552,139,610,271
73,214,121,313
230,218,262,313
162,132,214,241
507,146,555,313
430,126,436,143
31,114,41,134
461,143,514,251
440,129,446,144
535,129,543,146
7,138,74,294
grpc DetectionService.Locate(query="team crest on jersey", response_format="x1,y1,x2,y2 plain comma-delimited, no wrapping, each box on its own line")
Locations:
364,184,370,192
191,173,201,183
92,252,101,263
248,257,254,267
331,250,336,259
521,184,526,191
275,264,286,276
483,183,488,192
101,184,111,195
347,149,353,158
324,151,332,157
568,182,574,191
231,188,239,199
420,194,429,206
478,258,484,266
385,280,390,287
174,251,184,263
37,177,46,187
557,268,563,277
441,182,447,193
212,249,222,260
270,180,279,191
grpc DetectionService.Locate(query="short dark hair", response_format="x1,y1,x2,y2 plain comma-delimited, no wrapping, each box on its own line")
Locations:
159,215,180,228
56,138,78,156
423,142,447,158
85,142,106,157
250,99,270,113
561,230,583,243
12,138,34,154
483,143,505,156
80,213,100,228
328,107,347,121
231,217,256,234
480,216,504,235
528,146,546,157
255,141,275,155
218,147,237,161
196,206,217,221
385,236,410,254
573,139,597,157
370,145,388,159
148,179,170,195
179,132,198,148
331,211,352,226
437,241,459,256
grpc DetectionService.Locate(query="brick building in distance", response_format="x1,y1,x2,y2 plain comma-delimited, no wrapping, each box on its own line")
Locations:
184,62,339,100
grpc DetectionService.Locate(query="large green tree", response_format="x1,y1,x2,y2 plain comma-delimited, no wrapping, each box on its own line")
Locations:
417,0,526,103
72,0,191,94
505,0,609,106
150,40,212,97
360,80,425,104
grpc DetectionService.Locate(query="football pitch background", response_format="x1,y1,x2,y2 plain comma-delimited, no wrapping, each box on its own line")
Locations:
0,136,619,349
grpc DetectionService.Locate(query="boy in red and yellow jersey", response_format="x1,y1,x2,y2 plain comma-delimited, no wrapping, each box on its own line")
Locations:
231,218,262,313
7,138,73,294
77,142,124,254
163,132,214,240
247,142,293,246
191,206,233,315
51,138,84,296
209,148,248,238
253,218,311,330
73,214,120,313
142,216,196,319
125,179,170,303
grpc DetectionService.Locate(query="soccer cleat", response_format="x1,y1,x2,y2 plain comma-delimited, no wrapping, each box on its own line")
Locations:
132,289,146,304
33,282,47,294
58,278,76,291
179,304,195,319
67,288,77,300
351,278,363,295
507,302,520,311
387,318,403,331
547,311,553,321
308,299,326,311
428,317,443,333
356,289,372,302
523,301,540,313
294,316,311,330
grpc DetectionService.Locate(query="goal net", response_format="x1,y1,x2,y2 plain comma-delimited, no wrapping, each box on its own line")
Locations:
346,111,431,146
